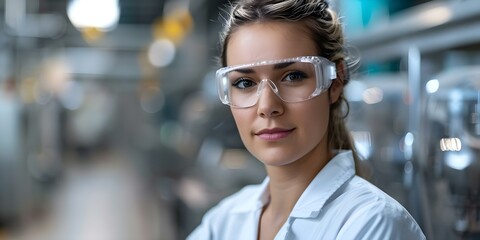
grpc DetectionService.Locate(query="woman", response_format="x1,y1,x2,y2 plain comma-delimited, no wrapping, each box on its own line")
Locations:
188,0,426,239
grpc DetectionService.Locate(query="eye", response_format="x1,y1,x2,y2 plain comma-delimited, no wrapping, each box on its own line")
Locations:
232,78,256,89
283,71,308,82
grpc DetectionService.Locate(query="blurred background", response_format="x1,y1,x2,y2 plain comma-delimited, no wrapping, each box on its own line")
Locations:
0,0,479,239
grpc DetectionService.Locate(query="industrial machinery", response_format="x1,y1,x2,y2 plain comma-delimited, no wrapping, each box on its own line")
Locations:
426,66,480,239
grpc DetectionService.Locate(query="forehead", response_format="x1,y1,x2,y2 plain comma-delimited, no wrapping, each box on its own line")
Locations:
226,21,319,66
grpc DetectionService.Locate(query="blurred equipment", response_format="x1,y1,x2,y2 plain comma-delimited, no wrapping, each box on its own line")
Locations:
426,66,480,237
347,1,480,239
345,73,415,221
0,79,23,228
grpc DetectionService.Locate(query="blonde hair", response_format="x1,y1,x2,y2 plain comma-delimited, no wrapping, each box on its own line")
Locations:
218,0,365,177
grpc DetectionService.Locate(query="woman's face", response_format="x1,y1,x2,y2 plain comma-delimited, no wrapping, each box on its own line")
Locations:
226,21,341,167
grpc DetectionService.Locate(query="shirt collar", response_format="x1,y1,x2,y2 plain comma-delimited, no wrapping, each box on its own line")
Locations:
230,176,270,213
230,151,356,217
289,150,356,218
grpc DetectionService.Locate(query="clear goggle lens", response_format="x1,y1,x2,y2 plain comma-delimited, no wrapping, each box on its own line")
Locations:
216,56,336,108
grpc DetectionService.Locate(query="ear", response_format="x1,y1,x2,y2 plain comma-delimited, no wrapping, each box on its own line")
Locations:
329,61,345,104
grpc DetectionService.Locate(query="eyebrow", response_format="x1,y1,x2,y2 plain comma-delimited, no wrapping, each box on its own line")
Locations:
232,61,295,73
273,62,294,69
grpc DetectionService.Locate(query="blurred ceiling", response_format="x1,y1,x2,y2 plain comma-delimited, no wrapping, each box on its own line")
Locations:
0,0,231,91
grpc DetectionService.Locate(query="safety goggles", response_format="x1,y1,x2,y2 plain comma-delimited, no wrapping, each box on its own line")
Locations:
216,56,337,108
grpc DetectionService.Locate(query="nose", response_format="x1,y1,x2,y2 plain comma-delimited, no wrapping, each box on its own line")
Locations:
256,80,284,118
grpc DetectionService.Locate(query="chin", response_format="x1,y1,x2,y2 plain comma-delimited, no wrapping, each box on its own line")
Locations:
254,151,299,167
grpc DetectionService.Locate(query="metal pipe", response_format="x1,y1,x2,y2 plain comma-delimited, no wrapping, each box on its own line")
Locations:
5,0,26,32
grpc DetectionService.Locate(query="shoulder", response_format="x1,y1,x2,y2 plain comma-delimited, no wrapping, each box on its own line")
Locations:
334,175,412,219
186,183,264,239
352,176,411,214
332,176,426,239
210,183,264,214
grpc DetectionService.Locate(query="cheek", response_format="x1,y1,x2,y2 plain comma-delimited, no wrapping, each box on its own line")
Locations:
314,110,330,136
231,109,252,137
300,98,331,137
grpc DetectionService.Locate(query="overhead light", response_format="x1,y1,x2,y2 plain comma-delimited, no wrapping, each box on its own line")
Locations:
425,79,439,94
418,6,452,28
67,0,120,31
440,138,462,152
147,39,176,67
405,132,414,146
345,80,366,102
362,87,383,104
444,151,472,171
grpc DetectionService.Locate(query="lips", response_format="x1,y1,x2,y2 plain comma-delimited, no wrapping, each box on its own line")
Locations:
255,128,295,141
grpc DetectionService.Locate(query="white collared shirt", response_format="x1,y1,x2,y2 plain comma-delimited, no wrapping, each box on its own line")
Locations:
187,151,426,240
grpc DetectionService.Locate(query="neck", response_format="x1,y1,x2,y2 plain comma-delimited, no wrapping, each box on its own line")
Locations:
264,147,332,217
